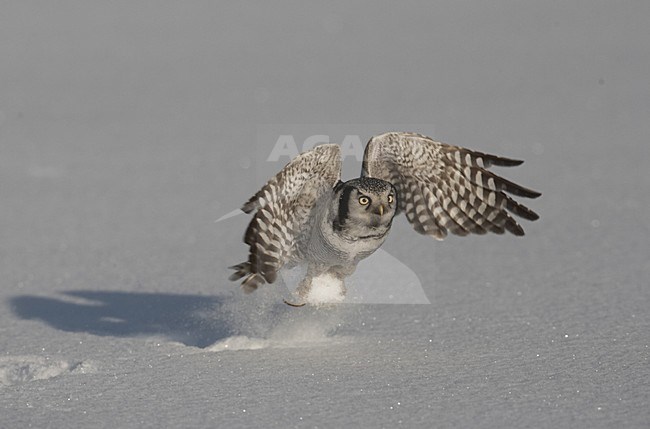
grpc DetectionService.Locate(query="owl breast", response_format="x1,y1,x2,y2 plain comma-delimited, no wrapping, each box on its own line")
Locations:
301,206,390,267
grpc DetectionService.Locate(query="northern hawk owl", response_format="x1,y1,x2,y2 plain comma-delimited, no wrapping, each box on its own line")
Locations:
230,132,540,306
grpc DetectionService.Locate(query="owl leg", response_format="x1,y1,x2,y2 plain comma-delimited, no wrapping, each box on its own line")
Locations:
285,265,350,306
295,276,313,299
339,280,347,298
328,265,356,298
282,276,313,307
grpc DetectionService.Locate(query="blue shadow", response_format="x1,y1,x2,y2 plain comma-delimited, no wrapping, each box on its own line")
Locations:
10,290,232,348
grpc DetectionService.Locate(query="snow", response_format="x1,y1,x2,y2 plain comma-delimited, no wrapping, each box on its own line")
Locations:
206,336,270,352
1,2,650,428
0,356,93,387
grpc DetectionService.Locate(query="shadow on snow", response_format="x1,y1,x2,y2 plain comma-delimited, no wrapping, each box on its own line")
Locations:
9,290,232,348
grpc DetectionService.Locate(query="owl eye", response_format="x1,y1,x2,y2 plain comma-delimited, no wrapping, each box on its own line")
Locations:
387,194,394,204
358,196,370,205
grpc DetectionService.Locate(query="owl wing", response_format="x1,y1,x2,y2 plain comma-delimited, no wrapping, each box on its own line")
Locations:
230,144,342,292
361,132,540,240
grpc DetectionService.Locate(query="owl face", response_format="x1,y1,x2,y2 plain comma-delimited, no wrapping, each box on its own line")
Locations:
335,177,397,234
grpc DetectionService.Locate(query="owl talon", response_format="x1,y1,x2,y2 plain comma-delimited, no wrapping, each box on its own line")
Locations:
283,298,306,307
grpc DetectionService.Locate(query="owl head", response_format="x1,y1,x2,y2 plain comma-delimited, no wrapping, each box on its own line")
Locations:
333,177,397,234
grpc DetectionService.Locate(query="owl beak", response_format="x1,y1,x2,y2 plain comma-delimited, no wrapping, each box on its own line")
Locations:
377,204,384,216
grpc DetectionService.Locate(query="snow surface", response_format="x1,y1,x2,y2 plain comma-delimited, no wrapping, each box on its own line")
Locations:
1,2,649,428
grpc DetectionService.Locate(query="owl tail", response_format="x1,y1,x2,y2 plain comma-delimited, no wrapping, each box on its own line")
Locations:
228,262,265,293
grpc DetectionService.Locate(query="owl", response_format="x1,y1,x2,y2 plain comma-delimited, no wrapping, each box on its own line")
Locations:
229,132,540,306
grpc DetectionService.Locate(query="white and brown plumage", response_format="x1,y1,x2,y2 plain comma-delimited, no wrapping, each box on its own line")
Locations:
230,132,540,305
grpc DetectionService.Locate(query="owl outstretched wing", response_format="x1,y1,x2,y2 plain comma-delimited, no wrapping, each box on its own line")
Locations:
229,144,341,292
361,132,540,239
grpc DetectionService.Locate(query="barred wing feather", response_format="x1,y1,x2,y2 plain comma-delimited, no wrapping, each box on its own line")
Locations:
361,132,540,240
230,144,342,292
